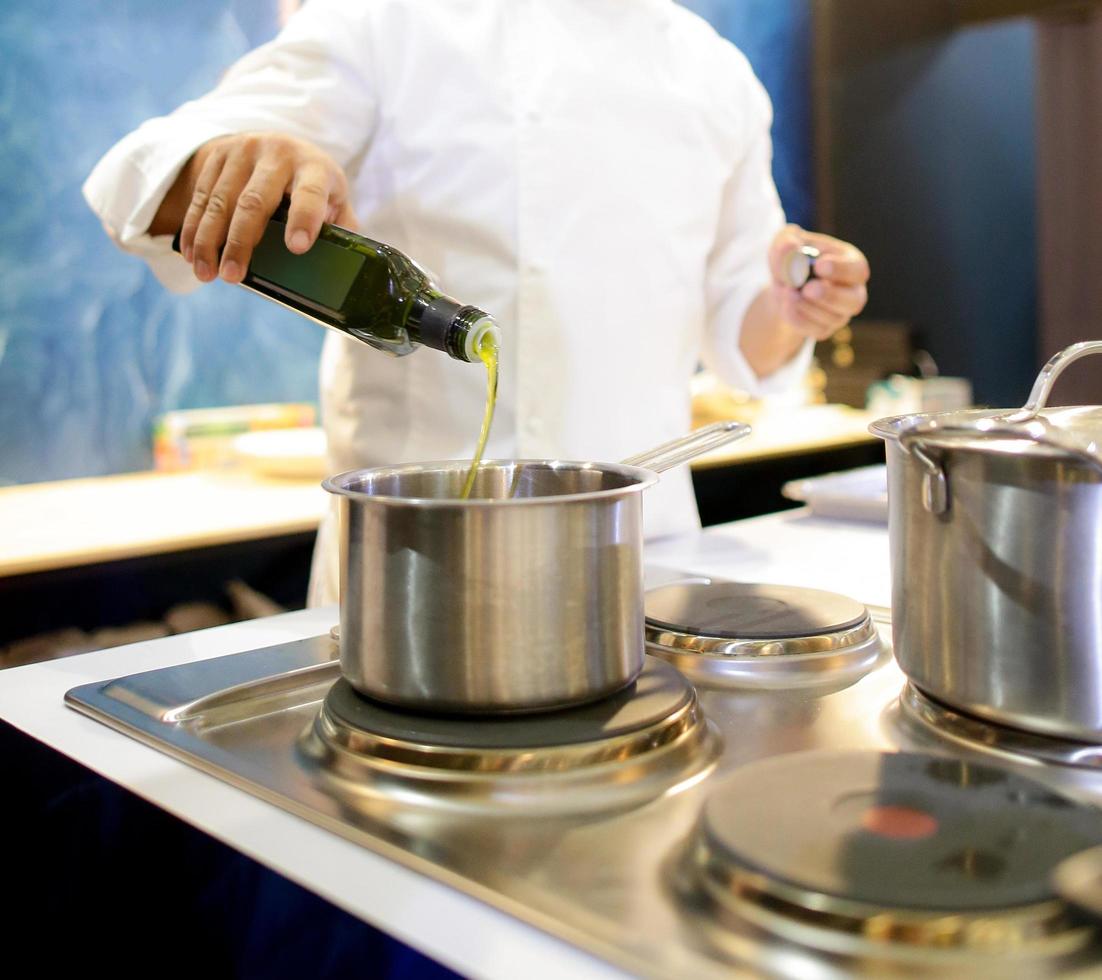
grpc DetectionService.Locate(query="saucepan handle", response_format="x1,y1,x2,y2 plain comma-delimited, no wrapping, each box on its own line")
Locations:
621,420,751,474
899,341,1102,514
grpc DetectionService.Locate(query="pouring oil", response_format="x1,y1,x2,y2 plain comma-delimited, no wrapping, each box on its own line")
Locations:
460,332,499,499
169,202,502,496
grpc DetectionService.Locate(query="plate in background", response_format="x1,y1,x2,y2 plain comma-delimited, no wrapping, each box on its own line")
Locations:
782,465,888,523
232,427,328,479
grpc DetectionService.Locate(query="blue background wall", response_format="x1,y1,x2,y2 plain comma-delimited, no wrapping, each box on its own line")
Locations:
0,1,322,486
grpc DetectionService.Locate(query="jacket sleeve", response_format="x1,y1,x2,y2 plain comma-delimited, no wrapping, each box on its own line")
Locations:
82,0,377,293
700,52,813,396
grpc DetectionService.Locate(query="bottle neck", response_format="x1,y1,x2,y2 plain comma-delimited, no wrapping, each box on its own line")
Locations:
410,295,500,362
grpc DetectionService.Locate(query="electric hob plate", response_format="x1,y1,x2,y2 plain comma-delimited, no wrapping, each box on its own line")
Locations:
303,656,722,816
644,581,883,690
686,750,1102,962
63,632,1102,978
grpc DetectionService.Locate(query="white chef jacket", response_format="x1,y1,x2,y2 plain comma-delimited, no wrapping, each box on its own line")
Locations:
84,0,811,606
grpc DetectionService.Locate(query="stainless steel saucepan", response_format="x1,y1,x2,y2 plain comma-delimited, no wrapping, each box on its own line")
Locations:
871,341,1102,740
324,421,750,714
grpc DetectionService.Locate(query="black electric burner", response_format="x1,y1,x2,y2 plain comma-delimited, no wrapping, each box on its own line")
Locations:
688,750,1102,958
644,581,882,690
647,581,869,639
303,656,722,816
323,657,694,749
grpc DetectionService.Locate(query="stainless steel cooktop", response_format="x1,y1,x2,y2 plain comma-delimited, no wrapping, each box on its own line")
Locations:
65,585,1102,978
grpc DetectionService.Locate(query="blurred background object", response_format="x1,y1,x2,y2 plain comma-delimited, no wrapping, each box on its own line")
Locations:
866,374,973,417
154,403,317,471
782,463,888,523
0,579,284,669
1035,7,1102,406
809,0,1102,410
812,320,915,407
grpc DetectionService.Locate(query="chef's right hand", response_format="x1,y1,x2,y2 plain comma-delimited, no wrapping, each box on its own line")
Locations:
153,132,358,284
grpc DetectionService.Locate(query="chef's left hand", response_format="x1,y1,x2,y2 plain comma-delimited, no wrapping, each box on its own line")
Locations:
768,225,870,341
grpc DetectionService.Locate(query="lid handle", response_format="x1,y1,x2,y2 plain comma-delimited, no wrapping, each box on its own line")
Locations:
900,342,1102,470
1015,340,1102,421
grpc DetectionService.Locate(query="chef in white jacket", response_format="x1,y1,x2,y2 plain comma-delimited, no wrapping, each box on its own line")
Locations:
84,0,869,606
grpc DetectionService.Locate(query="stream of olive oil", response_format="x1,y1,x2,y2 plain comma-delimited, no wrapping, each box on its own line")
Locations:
460,333,500,499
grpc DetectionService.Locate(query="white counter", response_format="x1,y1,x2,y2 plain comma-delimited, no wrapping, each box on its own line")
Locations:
0,509,891,979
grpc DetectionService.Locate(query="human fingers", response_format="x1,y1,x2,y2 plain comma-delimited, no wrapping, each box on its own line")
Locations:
798,232,870,288
219,155,294,283
788,294,850,341
286,160,344,253
814,250,869,288
191,149,256,282
767,224,807,283
329,198,359,231
178,146,228,267
801,280,868,321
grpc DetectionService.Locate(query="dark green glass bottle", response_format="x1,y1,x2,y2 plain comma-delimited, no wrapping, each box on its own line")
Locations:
172,200,499,362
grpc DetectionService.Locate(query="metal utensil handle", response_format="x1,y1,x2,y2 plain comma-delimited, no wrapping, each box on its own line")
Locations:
621,420,751,474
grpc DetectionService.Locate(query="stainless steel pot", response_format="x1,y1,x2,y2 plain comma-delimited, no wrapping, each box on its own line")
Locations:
871,342,1102,741
324,421,749,714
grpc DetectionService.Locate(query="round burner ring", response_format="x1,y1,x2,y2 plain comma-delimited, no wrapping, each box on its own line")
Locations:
644,582,883,690
686,750,1102,962
901,684,1102,771
301,657,721,815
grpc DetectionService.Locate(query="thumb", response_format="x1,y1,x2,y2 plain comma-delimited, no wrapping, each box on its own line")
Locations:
768,224,805,281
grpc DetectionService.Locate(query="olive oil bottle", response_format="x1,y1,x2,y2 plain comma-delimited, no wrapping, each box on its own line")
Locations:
171,200,500,363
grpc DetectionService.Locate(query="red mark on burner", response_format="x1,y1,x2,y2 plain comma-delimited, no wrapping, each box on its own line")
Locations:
860,805,939,840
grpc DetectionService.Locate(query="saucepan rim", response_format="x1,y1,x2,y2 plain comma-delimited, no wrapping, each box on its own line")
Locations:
323,458,660,508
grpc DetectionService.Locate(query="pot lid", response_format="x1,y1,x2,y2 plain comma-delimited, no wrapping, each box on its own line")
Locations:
870,342,1102,468
872,405,1102,440
870,406,1102,466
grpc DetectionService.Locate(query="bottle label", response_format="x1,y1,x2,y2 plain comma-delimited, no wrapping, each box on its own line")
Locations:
249,221,364,310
